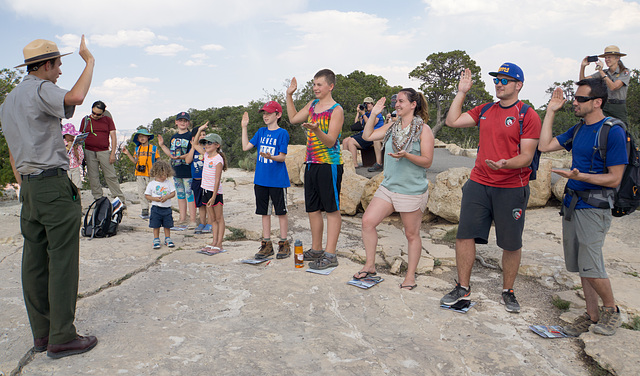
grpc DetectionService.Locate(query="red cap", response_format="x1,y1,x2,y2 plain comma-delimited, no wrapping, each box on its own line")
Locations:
259,101,282,113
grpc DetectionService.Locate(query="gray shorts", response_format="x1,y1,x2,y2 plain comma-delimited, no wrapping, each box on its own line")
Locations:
457,180,530,251
562,208,612,278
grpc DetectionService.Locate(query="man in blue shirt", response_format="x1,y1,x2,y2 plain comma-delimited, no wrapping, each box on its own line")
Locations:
538,77,627,336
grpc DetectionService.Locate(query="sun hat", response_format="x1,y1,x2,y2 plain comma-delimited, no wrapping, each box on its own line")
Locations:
15,39,72,68
199,133,222,145
259,101,283,113
132,128,155,146
176,111,191,121
61,123,81,137
599,45,626,57
489,62,525,82
363,97,374,104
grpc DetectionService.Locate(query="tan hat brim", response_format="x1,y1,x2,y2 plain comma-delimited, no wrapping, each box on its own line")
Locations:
14,52,72,68
598,52,626,57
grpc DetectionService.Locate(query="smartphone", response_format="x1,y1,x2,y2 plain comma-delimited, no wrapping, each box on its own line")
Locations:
587,55,599,63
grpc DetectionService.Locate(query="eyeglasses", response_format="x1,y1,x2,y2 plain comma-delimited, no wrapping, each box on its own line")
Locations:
574,96,600,103
493,78,518,85
91,111,104,117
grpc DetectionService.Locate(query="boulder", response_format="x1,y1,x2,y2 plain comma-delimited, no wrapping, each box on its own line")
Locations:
340,171,369,215
427,167,471,223
553,177,568,202
285,145,307,185
528,158,552,207
360,173,385,210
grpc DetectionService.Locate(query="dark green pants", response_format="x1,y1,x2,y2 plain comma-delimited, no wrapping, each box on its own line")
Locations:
20,170,82,344
603,102,628,124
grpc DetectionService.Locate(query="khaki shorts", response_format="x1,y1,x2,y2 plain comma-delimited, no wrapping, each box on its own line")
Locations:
373,185,429,213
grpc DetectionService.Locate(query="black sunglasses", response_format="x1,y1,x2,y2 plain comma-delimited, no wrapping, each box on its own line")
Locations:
493,78,518,85
574,95,601,103
199,140,214,145
91,111,104,117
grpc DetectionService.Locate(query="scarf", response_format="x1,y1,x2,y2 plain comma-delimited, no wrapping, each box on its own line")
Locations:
382,115,423,153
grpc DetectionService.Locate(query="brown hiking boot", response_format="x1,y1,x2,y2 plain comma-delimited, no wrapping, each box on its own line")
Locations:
563,312,595,337
276,240,291,259
593,306,621,336
254,240,274,259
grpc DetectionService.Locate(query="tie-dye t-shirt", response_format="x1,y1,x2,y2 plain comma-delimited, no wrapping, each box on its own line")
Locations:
306,99,344,164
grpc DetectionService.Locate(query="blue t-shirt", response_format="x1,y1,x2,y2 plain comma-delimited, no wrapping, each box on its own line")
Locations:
358,111,384,130
556,118,628,209
191,150,204,179
250,127,290,188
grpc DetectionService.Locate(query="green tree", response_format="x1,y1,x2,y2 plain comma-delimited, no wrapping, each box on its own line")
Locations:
625,69,640,140
539,80,579,136
0,68,24,186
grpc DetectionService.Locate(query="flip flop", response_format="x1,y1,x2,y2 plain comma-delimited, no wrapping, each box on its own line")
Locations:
353,270,377,280
399,284,417,290
197,245,215,254
204,247,222,256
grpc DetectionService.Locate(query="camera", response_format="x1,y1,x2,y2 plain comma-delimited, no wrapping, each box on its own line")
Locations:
587,55,598,63
136,165,146,173
358,104,365,111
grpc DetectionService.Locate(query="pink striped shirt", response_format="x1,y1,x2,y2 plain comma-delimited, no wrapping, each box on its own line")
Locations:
201,153,223,193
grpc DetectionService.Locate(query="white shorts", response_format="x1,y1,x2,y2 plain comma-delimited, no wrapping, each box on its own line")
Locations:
373,185,429,213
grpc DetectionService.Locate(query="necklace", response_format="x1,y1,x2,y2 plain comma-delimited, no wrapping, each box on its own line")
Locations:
383,115,423,153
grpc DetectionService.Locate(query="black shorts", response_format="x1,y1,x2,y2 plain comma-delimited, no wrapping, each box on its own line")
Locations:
149,206,174,229
304,163,343,213
351,132,373,149
191,178,205,208
202,189,224,207
456,179,530,251
255,185,288,216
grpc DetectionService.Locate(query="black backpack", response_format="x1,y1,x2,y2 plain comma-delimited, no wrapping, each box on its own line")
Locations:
477,101,542,180
81,197,123,238
567,118,640,217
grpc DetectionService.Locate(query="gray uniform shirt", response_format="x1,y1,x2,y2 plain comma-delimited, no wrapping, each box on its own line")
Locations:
590,67,630,101
0,75,75,175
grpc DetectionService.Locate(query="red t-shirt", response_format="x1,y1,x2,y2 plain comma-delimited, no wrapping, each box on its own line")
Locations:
81,115,116,152
467,101,541,188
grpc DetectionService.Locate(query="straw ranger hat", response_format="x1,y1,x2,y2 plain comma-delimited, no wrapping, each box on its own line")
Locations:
15,39,72,68
599,45,626,58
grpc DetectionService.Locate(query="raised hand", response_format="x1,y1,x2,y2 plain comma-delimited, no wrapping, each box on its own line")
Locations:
371,97,386,116
198,121,209,131
241,112,249,128
78,35,94,64
286,77,297,96
458,68,473,94
547,87,566,113
157,134,164,145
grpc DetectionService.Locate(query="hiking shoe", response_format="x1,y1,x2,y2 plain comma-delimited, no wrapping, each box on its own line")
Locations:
367,163,383,172
194,224,205,234
165,237,175,248
309,252,339,270
276,240,291,259
592,306,621,336
440,282,471,306
303,249,324,262
563,312,595,337
153,238,161,249
254,240,274,259
202,224,212,233
500,289,521,313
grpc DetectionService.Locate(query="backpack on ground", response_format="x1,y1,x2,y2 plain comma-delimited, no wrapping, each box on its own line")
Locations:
81,197,123,239
561,117,640,218
477,102,542,180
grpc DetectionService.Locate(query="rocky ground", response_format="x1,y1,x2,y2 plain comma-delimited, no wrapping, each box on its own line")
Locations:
1,159,639,375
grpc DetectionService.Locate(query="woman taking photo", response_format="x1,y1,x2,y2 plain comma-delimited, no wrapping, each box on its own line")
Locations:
352,88,434,290
579,45,630,124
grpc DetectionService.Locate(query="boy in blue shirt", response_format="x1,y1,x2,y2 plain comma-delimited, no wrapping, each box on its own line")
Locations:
240,101,291,259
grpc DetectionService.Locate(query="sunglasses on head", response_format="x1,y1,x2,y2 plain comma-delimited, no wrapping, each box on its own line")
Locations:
493,77,518,85
574,95,601,103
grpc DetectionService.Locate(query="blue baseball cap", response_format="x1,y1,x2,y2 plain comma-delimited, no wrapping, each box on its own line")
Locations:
489,62,524,82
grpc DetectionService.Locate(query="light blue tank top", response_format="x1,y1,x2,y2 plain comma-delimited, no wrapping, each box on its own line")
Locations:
381,135,429,195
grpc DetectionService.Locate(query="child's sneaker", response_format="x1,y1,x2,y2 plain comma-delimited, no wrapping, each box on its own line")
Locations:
153,238,161,249
309,252,338,270
276,240,291,259
165,237,175,248
202,224,212,233
194,224,205,234
140,209,150,220
592,306,621,336
254,240,274,259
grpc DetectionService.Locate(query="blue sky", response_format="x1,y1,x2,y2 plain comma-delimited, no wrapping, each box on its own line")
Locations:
2,0,640,136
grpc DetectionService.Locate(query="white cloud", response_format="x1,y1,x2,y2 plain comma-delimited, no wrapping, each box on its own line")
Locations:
91,30,156,48
144,44,188,56
202,44,224,51
56,34,81,54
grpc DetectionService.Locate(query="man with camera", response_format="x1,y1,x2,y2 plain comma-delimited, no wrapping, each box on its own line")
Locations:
342,96,384,169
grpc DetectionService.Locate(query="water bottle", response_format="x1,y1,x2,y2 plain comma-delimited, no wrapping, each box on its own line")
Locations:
294,239,304,268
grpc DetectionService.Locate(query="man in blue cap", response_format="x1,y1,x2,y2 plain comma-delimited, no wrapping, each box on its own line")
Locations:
440,63,541,313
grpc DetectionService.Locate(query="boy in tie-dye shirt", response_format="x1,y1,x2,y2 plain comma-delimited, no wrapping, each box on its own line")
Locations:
285,69,344,270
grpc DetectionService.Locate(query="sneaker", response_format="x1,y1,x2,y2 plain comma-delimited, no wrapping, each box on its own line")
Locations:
563,312,595,337
276,240,291,259
164,237,175,248
309,252,339,270
140,209,150,220
500,289,521,313
194,224,205,234
440,282,471,306
303,249,324,262
202,224,212,233
254,240,274,259
153,238,161,249
592,306,621,336
367,163,383,172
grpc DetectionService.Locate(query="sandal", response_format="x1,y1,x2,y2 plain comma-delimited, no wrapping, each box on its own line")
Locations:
353,270,377,280
197,245,215,254
399,284,417,290
204,247,222,256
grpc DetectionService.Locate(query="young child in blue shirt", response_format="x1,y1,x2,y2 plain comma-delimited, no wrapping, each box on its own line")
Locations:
240,101,291,259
